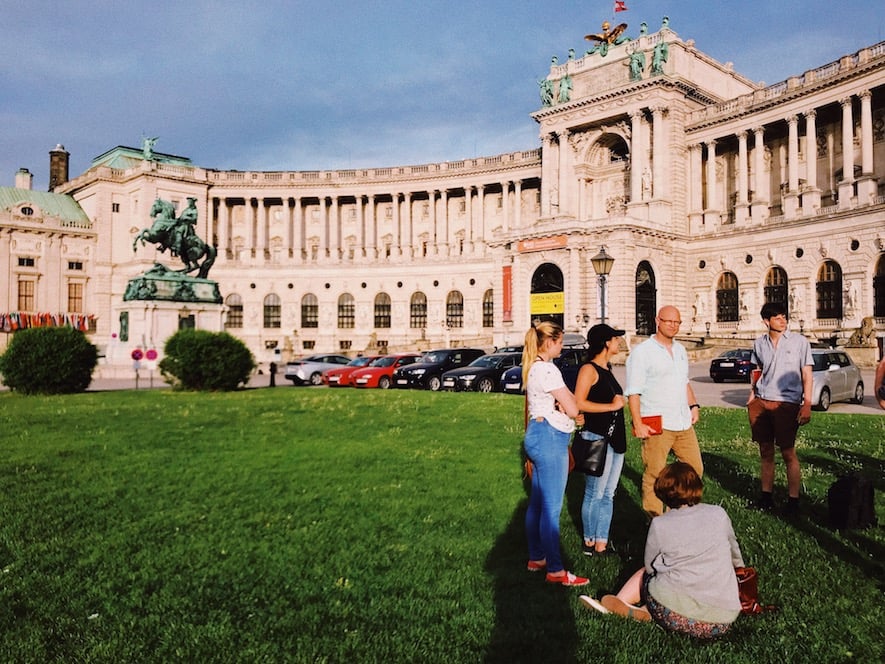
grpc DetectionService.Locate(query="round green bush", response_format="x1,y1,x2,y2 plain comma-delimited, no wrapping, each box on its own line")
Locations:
0,326,98,394
158,329,255,391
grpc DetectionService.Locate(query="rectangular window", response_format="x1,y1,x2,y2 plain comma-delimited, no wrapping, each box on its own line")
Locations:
263,303,281,329
410,301,427,329
301,302,319,328
374,302,391,328
112,203,120,213
67,282,84,313
225,304,244,328
339,340,352,350
338,302,355,329
18,257,35,267
18,279,35,311
303,340,316,350
68,261,83,271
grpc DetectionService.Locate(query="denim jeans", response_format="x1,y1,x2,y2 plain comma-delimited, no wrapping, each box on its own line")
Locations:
581,448,625,543
524,418,571,574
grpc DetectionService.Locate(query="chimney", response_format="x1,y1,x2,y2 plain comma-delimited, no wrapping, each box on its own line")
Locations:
48,144,70,191
15,168,33,190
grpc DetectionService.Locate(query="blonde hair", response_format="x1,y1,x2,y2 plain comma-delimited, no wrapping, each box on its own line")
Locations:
522,321,563,385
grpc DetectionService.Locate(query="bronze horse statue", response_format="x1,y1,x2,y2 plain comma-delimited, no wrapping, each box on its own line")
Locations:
133,198,216,279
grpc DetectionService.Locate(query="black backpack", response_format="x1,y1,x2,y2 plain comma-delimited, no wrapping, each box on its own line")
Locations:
828,473,877,531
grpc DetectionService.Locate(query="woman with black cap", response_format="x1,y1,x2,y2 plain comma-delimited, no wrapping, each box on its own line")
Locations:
574,323,627,556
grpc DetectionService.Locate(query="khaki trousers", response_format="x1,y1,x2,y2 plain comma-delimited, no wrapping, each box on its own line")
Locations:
640,428,704,516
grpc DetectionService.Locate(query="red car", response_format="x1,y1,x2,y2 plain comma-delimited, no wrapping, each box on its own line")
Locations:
323,355,381,387
351,353,423,389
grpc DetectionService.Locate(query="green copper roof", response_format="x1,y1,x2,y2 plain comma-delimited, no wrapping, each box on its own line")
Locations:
91,146,193,169
0,187,91,227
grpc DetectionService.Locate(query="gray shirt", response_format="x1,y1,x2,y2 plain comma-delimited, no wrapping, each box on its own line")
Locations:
645,503,744,623
751,330,813,404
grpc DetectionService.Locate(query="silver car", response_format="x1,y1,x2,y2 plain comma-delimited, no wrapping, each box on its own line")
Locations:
285,354,352,385
811,349,864,411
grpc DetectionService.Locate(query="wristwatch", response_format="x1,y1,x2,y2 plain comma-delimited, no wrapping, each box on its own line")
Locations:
690,403,701,410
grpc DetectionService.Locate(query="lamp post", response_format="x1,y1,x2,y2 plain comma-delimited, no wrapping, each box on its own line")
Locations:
705,321,711,340
590,246,615,324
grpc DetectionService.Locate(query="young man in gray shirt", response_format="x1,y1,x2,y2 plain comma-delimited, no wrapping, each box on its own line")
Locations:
748,302,813,517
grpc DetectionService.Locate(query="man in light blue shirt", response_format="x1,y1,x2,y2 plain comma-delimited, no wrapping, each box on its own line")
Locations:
625,305,703,516
748,302,813,517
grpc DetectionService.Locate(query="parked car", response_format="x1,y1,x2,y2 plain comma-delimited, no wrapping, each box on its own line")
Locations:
392,348,486,391
811,349,864,411
323,355,381,387
441,352,522,392
501,346,588,394
352,353,423,389
284,354,352,385
709,349,756,383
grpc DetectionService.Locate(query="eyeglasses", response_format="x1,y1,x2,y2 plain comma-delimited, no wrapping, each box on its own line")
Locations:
657,318,682,325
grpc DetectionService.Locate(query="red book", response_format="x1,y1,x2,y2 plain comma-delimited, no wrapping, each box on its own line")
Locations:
632,414,662,437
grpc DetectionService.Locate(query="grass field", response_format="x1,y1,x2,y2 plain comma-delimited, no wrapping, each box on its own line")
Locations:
0,387,883,663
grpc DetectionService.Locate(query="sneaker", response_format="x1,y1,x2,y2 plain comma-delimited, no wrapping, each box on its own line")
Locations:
600,595,652,622
526,559,546,572
546,571,590,587
582,542,594,556
579,595,609,614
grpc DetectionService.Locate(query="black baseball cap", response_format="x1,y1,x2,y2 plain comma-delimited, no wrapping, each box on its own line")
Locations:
587,323,625,347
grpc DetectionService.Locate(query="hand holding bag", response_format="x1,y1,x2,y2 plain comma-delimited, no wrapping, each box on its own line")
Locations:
735,566,776,614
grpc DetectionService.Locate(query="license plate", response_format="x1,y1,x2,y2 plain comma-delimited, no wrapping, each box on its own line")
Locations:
505,383,519,390
443,379,454,387
719,362,734,368
396,379,408,385
328,377,339,384
356,378,367,384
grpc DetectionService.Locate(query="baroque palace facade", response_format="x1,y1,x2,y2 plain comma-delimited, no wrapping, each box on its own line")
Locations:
2,20,885,370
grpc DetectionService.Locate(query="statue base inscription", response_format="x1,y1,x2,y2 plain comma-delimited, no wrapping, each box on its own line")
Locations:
123,263,222,304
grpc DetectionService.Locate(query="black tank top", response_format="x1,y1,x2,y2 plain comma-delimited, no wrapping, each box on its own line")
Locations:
582,361,627,454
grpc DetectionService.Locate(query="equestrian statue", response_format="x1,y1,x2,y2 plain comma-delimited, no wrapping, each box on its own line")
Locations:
133,197,216,279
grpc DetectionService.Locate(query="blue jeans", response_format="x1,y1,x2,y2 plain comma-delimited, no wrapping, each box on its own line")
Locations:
581,448,625,543
524,418,571,574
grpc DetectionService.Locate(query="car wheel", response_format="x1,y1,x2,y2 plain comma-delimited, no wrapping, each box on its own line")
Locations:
851,382,864,404
817,387,831,411
309,372,323,386
712,376,723,383
378,376,391,390
477,377,494,393
427,376,442,391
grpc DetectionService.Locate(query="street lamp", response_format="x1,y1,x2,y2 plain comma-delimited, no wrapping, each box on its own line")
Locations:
705,321,711,339
591,246,615,324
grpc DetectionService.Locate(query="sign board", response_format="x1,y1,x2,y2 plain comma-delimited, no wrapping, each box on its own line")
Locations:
530,291,565,314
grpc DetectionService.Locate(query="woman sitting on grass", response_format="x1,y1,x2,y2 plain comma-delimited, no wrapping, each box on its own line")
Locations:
523,321,588,587
580,461,745,638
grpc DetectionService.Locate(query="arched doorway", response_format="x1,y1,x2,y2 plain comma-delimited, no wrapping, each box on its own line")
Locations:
530,262,564,327
764,267,789,317
635,261,656,335
874,253,885,318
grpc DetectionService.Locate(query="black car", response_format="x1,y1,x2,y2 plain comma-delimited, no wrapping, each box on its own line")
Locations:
441,352,522,392
709,349,756,383
501,346,588,394
392,348,486,391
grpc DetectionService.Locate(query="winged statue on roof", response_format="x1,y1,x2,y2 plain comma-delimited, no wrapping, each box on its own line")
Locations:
584,21,629,57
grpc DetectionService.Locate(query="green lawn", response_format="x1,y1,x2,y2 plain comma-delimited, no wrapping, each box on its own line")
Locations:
0,388,882,663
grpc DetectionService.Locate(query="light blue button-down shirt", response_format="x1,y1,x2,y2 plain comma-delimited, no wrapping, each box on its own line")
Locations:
624,336,692,431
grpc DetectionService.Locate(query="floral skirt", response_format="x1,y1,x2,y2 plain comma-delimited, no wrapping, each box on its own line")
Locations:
642,573,733,640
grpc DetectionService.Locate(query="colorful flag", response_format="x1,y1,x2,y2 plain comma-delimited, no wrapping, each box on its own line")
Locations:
614,0,627,12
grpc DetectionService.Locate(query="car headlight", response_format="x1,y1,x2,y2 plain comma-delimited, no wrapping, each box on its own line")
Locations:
461,374,476,381
412,369,425,376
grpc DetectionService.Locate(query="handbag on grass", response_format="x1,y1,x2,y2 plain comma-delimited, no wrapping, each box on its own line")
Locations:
572,416,617,476
735,566,776,615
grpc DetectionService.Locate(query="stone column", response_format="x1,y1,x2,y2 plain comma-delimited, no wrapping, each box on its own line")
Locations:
476,185,485,248
355,195,365,258
857,90,878,202
501,181,511,235
391,192,401,257
630,110,644,203
556,131,570,216
293,197,303,261
802,110,821,215
428,190,438,255
402,192,413,258
652,106,667,199
258,199,269,258
366,195,377,259
439,189,449,255
218,198,230,259
735,131,749,224
784,115,800,218
838,96,855,209
540,134,554,217
688,144,703,232
329,196,340,260
703,140,719,226
513,180,522,232
247,198,257,258
751,127,768,221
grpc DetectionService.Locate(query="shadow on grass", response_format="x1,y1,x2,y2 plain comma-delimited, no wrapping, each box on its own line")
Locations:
483,461,582,663
703,451,885,591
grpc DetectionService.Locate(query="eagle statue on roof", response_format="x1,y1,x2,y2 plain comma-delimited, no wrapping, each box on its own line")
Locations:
584,21,629,56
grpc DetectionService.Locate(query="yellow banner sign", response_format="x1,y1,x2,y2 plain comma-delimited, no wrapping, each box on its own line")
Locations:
530,291,565,314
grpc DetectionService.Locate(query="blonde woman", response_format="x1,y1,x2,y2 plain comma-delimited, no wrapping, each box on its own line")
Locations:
523,321,588,586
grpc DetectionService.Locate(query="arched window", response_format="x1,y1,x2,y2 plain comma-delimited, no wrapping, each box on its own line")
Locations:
263,293,281,328
874,253,885,318
301,293,318,328
635,261,656,335
530,262,564,327
816,260,843,319
374,292,391,328
225,293,243,329
482,289,494,328
764,267,789,317
446,291,464,328
410,292,427,328
338,293,355,329
716,272,739,322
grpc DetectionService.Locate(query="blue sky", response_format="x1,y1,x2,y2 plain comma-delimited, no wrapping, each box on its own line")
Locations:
3,0,884,190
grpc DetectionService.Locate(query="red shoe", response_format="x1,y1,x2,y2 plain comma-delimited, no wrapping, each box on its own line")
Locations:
546,571,589,587
527,559,546,572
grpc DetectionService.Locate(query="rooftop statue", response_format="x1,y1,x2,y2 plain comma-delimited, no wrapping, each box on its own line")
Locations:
652,38,669,75
133,197,217,279
585,21,629,57
141,135,158,161
558,74,573,103
539,78,554,106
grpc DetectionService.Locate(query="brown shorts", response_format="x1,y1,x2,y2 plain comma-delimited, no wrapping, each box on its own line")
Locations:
747,398,800,449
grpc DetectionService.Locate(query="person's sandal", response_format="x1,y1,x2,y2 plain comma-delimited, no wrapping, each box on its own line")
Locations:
601,594,651,621
546,571,589,586
579,595,609,613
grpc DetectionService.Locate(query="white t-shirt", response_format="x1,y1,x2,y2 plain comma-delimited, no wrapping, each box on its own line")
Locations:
526,360,575,433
